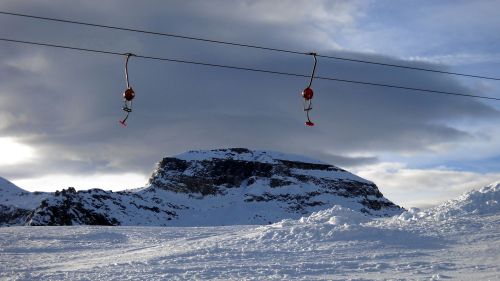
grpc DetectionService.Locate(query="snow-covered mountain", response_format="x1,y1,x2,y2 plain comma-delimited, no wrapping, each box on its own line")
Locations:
1,148,403,226
0,177,49,225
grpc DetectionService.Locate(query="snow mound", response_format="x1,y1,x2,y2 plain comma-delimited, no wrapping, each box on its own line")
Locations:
295,205,371,225
397,182,500,222
253,182,500,248
255,206,372,243
175,148,326,165
253,204,440,251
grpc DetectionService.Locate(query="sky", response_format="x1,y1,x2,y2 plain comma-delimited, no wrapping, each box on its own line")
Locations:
1,0,500,208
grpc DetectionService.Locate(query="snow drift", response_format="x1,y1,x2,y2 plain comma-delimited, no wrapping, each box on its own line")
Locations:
249,182,499,248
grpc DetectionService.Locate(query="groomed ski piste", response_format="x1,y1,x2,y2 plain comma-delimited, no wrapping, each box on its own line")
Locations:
1,183,499,280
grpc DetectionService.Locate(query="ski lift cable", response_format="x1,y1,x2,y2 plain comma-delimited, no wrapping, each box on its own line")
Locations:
1,10,499,81
1,37,500,102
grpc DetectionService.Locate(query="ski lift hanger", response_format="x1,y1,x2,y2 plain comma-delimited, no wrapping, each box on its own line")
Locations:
119,53,136,127
301,52,317,127
116,51,321,128
1,38,498,129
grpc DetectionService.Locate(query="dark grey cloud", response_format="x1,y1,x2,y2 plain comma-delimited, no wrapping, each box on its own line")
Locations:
0,0,499,181
315,154,379,168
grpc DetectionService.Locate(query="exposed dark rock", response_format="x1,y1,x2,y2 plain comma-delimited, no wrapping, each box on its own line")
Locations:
0,205,32,226
278,159,338,171
147,148,403,218
26,188,180,226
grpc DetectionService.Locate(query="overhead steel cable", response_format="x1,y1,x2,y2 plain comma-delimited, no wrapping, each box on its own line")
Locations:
0,11,303,56
1,10,500,81
1,37,500,102
316,54,500,81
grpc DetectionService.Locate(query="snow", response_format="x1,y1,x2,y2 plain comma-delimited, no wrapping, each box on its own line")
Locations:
289,168,372,184
1,183,499,280
0,177,49,210
175,148,327,165
395,181,499,222
136,148,397,225
0,177,26,194
146,182,391,226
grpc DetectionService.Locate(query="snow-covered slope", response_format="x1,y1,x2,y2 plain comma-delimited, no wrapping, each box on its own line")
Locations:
1,182,498,280
0,177,49,225
0,176,41,209
0,177,25,193
390,181,499,236
420,181,499,217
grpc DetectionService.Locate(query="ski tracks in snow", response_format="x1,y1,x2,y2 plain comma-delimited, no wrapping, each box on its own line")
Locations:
1,184,499,280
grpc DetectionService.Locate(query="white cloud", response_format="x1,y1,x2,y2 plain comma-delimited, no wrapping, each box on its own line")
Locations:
353,162,500,209
5,53,51,72
328,1,500,58
195,0,369,26
0,137,36,166
0,112,28,130
12,173,149,192
407,53,500,66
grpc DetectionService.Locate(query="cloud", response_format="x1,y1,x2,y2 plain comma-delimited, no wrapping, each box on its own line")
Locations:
329,1,500,57
0,0,499,193
11,173,149,192
0,137,36,166
353,162,500,208
318,154,379,167
407,53,500,66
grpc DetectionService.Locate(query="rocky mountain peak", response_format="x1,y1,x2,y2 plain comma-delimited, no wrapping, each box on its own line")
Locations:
147,148,400,217
148,148,371,191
